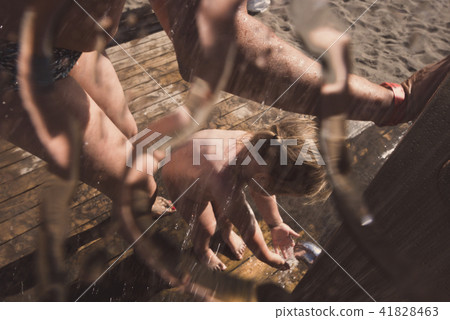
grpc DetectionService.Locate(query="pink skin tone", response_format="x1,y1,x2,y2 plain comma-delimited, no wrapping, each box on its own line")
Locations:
161,129,299,270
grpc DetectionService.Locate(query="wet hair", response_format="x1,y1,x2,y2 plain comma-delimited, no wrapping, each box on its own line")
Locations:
249,118,330,203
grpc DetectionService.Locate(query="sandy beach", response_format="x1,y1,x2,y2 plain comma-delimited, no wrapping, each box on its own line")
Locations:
125,0,449,85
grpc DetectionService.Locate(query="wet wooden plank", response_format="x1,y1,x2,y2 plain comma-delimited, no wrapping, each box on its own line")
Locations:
0,184,102,248
0,155,45,186
120,59,180,91
0,166,48,203
107,29,166,56
0,147,32,170
0,184,103,244
128,80,189,114
107,31,170,63
0,193,112,270
111,41,174,71
0,139,15,154
0,182,99,224
125,70,183,102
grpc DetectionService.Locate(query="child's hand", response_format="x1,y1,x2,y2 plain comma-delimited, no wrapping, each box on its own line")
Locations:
271,223,300,259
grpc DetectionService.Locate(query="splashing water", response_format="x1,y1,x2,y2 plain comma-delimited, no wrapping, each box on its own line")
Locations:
284,246,299,269
181,208,198,251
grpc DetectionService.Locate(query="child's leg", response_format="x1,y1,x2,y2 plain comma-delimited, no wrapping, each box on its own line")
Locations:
225,203,289,270
218,218,246,260
177,199,226,271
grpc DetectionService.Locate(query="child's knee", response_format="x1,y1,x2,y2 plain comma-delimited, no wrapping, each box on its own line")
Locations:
202,219,217,237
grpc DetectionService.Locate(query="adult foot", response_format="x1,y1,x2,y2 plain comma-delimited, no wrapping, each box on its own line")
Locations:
378,56,450,126
197,248,227,271
221,230,246,260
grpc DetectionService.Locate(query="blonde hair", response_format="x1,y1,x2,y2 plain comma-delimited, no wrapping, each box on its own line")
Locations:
250,118,330,203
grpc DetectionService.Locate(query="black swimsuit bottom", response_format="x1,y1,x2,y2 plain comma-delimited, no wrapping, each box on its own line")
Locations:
0,42,82,91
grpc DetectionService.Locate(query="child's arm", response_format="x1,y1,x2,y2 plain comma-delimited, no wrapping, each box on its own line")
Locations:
248,186,300,258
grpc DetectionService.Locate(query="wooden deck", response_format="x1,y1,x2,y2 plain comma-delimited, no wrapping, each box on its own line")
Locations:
0,30,314,301
0,26,411,301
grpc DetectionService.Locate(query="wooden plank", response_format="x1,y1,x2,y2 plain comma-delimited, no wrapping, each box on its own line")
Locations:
0,193,111,270
0,147,32,170
120,59,180,90
132,91,189,130
0,139,15,154
0,211,119,301
109,37,173,67
128,81,189,114
0,183,101,243
0,182,99,224
106,30,167,56
0,155,44,186
124,70,183,102
0,166,48,203
0,188,40,224
115,50,176,81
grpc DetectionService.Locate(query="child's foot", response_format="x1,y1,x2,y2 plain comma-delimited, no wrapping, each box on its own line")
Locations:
221,230,246,260
151,196,176,217
197,248,227,271
264,251,290,270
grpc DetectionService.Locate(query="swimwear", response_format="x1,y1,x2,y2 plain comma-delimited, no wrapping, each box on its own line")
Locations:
0,42,82,91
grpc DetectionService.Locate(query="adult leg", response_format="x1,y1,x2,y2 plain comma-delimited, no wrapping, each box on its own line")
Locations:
1,77,160,298
0,78,155,204
69,51,138,138
155,0,449,125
